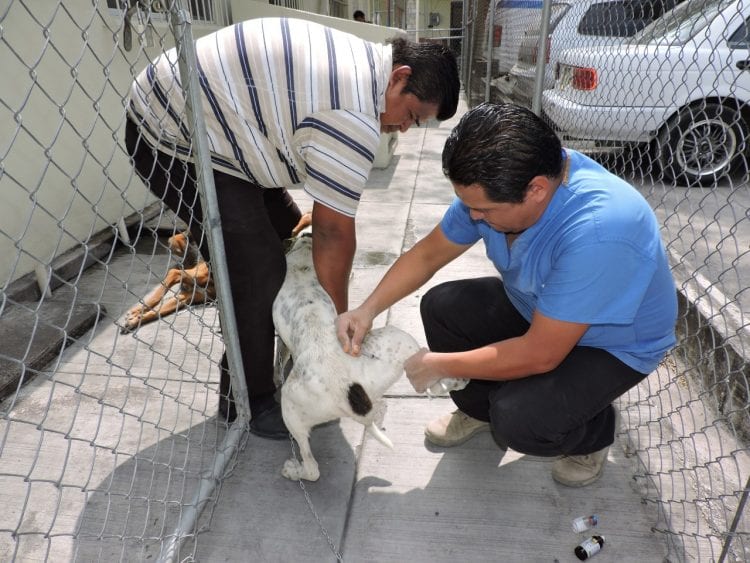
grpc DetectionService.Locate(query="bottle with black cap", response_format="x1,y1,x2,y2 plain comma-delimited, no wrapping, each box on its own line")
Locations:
574,535,605,560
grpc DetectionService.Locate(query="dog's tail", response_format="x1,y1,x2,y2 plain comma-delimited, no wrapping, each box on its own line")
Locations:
348,382,394,449
366,423,394,449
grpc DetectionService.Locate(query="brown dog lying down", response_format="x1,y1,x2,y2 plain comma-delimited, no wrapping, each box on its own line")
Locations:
121,212,312,333
120,231,215,333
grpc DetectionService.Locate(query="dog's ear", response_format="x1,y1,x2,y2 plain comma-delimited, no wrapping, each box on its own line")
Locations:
168,232,201,267
283,211,313,253
167,233,188,254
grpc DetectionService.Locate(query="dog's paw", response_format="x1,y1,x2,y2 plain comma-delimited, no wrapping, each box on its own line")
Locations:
119,308,144,334
282,458,320,482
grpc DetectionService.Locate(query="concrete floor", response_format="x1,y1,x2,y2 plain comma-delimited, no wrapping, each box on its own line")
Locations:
192,102,669,563
0,99,672,562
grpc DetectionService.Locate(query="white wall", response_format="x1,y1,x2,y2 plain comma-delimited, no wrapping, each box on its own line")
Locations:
0,0,404,289
0,1,222,289
230,0,406,42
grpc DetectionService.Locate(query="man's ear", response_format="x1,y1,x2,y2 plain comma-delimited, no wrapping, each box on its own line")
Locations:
389,64,412,86
526,176,554,202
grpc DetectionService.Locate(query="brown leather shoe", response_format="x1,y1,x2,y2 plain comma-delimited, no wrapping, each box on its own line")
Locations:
424,410,490,447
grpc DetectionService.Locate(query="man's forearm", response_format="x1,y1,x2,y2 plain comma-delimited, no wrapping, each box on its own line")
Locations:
313,231,355,314
361,227,468,318
310,201,356,313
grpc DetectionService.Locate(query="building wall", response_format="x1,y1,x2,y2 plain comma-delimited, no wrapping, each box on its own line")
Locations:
1,0,405,289
230,0,406,42
0,1,221,288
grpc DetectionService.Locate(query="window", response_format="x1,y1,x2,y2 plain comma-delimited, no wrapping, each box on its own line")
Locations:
727,17,750,49
105,0,221,24
578,0,683,38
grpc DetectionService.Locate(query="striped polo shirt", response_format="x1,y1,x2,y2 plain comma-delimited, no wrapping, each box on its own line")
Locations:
128,17,392,217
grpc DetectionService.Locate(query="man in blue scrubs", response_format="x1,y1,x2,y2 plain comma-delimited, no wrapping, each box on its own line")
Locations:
336,103,677,487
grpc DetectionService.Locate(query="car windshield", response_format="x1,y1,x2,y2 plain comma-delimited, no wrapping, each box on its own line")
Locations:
633,0,730,44
522,2,570,39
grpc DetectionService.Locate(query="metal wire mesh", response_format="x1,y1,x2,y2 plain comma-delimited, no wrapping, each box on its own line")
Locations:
3,0,750,560
0,1,242,560
467,0,750,560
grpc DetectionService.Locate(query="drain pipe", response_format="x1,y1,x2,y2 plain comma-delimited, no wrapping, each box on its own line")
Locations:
531,0,553,116
484,1,496,103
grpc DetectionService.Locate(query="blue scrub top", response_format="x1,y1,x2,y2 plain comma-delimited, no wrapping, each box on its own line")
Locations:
440,149,677,374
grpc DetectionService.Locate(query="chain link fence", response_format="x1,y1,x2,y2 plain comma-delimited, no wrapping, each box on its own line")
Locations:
1,1,419,559
466,0,750,560
1,1,246,560
3,0,750,560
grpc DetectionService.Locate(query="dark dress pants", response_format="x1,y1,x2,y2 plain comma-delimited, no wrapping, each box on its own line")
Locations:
420,277,647,456
125,119,302,411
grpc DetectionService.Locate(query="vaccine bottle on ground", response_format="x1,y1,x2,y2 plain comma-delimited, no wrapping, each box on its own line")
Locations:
574,535,605,560
571,514,599,533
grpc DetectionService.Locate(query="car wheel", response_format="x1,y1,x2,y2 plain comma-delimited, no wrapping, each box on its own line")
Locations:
657,102,748,186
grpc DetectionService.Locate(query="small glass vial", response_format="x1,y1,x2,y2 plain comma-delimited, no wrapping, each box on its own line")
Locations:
574,535,605,560
571,514,599,533
425,378,468,397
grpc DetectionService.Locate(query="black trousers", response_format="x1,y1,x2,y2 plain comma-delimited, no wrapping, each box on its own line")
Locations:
420,277,647,456
125,119,302,407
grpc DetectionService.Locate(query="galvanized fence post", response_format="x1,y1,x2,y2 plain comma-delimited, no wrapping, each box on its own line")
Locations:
158,2,251,560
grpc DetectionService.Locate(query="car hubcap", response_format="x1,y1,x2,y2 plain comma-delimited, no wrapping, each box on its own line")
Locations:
676,116,737,179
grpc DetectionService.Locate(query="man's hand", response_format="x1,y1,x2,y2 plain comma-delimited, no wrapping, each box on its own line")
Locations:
335,307,375,356
404,348,449,393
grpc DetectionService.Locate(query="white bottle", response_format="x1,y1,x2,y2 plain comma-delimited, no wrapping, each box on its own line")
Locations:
571,514,599,533
425,378,469,397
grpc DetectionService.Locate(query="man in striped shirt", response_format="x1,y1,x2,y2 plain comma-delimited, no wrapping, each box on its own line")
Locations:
125,17,459,438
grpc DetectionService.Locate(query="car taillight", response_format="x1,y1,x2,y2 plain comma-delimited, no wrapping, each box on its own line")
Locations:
571,66,598,91
493,25,502,47
531,37,552,65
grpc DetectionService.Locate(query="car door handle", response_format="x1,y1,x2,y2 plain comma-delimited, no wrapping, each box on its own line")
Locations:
737,59,750,71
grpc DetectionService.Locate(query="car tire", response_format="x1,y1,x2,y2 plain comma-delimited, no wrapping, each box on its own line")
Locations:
656,102,748,186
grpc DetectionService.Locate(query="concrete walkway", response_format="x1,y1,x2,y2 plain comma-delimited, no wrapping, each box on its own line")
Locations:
0,98,671,563
192,100,669,563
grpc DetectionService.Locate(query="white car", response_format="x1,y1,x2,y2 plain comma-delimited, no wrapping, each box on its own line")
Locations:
471,0,547,106
507,0,680,106
481,0,545,79
543,0,750,185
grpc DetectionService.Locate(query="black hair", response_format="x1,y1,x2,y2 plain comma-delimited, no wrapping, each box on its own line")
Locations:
442,103,563,203
353,10,366,20
389,37,460,121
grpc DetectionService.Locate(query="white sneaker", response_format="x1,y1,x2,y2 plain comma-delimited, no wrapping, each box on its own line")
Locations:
424,410,490,447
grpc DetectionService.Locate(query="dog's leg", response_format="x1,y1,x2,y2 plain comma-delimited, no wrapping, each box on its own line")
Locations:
280,392,320,482
281,426,320,482
121,268,183,332
273,337,291,388
182,263,214,297
150,293,188,320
